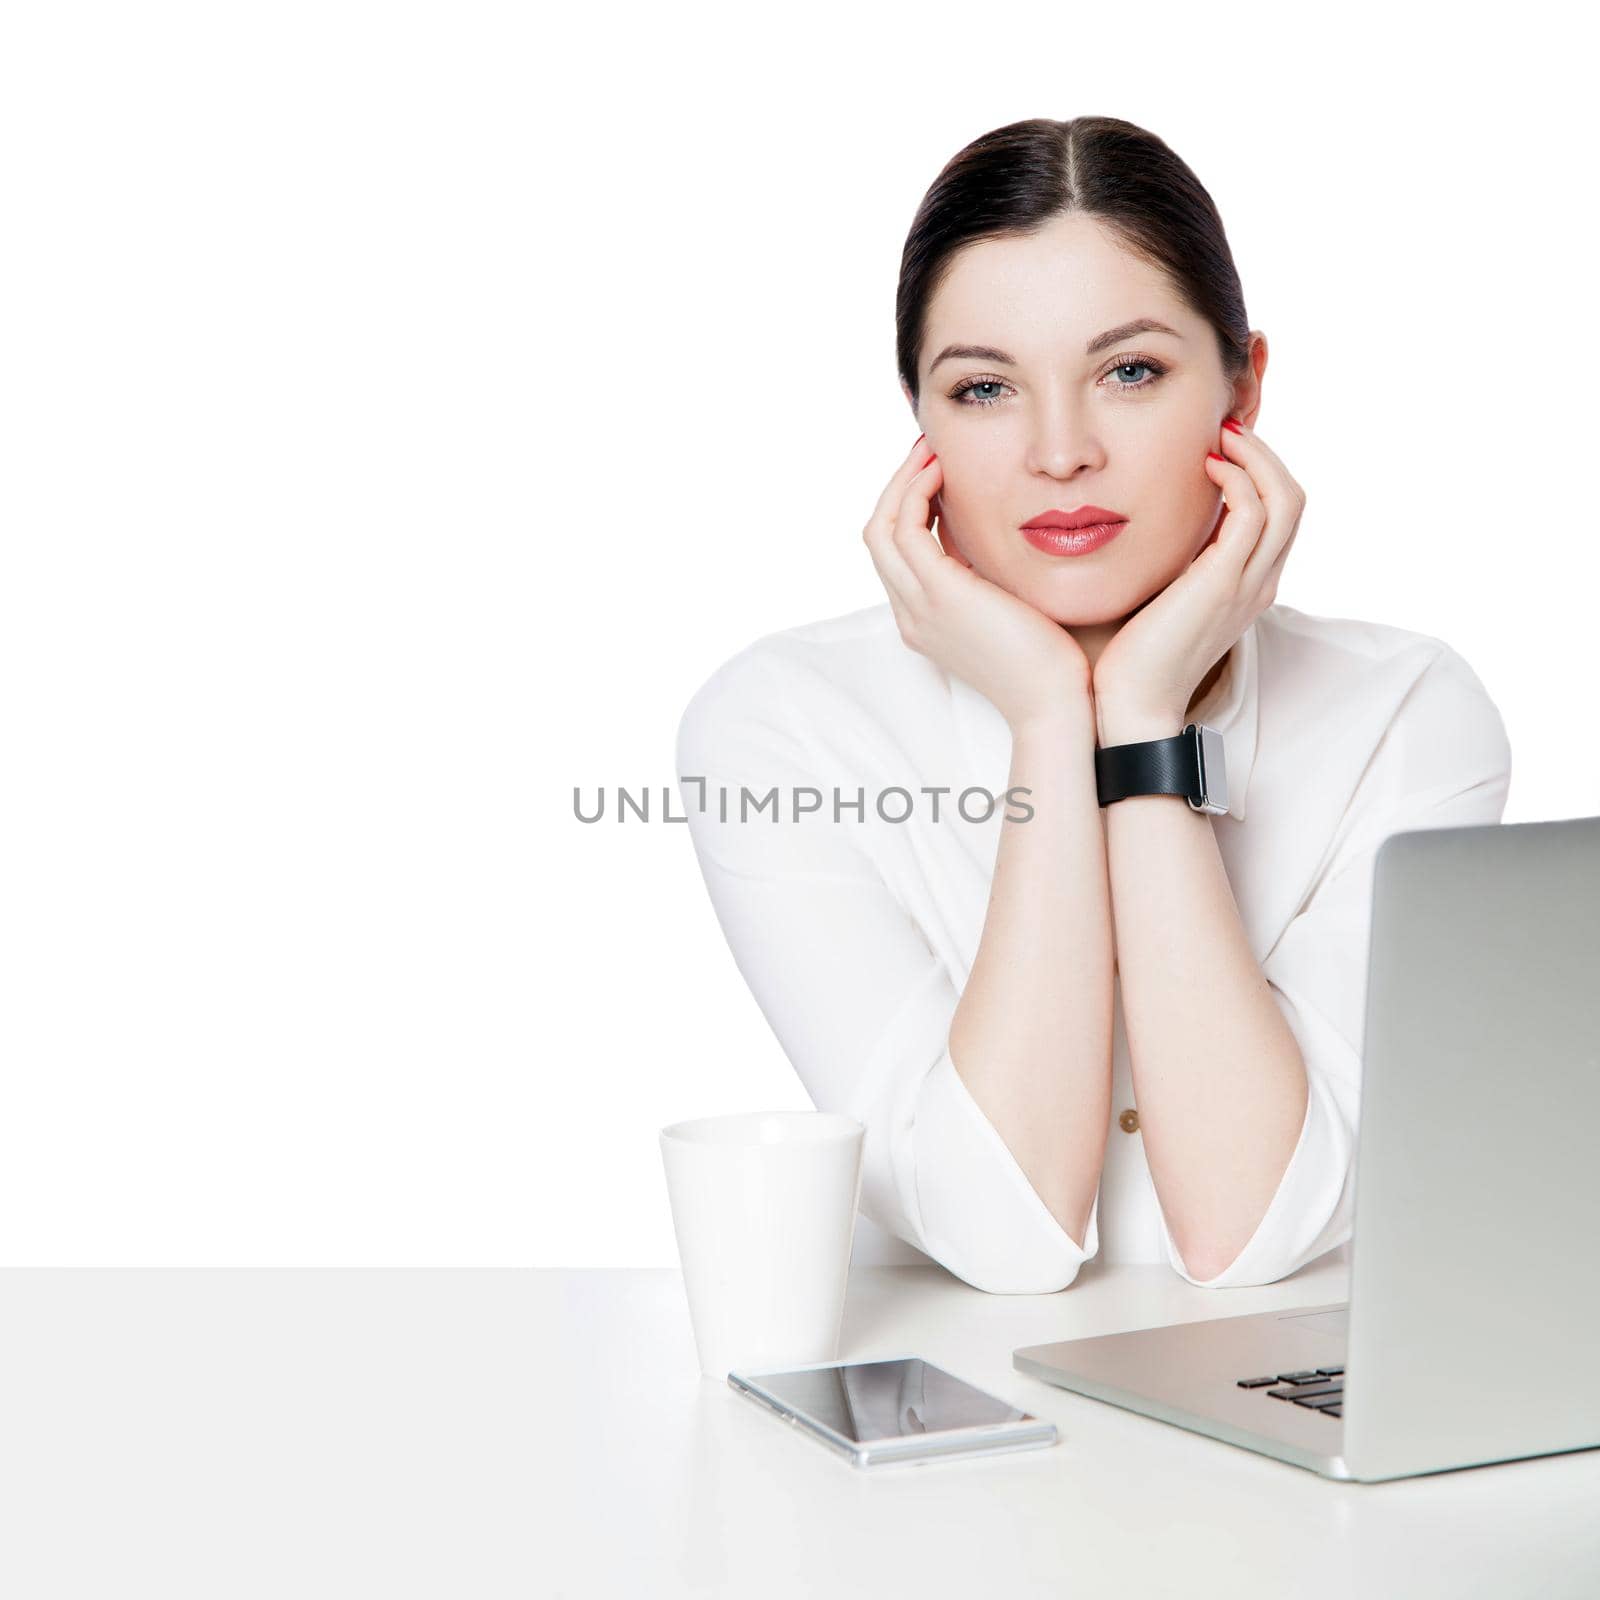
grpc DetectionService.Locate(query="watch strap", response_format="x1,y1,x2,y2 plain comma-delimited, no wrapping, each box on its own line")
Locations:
1095,728,1202,808
1095,722,1229,815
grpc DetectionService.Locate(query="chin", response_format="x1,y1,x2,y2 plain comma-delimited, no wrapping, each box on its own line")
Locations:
1031,597,1136,627
1009,570,1156,627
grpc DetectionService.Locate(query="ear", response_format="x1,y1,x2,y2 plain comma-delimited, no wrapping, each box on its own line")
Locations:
1228,332,1269,428
901,380,919,422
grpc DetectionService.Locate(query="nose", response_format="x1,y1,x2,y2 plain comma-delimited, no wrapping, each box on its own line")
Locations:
1025,394,1106,478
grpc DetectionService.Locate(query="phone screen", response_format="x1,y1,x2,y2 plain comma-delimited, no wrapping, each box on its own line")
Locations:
736,1356,1030,1443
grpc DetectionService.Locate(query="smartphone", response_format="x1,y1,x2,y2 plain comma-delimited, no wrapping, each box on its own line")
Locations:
727,1355,1058,1469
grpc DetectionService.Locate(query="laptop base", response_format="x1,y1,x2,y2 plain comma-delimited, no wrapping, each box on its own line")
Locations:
1014,1301,1353,1480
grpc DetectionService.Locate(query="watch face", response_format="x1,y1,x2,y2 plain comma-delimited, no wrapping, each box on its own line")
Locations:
1192,724,1229,815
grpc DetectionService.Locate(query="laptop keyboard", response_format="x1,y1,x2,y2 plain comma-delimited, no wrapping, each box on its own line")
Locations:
1236,1366,1344,1417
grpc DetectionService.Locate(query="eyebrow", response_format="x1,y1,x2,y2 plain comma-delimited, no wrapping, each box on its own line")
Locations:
928,317,1184,372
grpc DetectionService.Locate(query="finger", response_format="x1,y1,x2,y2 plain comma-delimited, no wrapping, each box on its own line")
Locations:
864,439,937,600
863,520,924,643
865,512,926,609
890,455,955,589
934,499,974,569
1203,453,1268,568
1219,417,1301,487
1243,505,1300,592
1220,425,1305,589
868,433,939,529
1219,421,1306,527
883,586,918,643
1251,516,1300,601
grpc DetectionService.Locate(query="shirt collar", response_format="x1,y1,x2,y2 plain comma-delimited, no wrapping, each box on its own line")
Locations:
948,616,1261,823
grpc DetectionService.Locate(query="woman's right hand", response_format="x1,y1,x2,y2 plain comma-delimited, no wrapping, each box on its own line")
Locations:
863,436,1094,734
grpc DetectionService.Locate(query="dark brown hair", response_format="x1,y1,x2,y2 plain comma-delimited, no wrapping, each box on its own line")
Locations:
896,116,1250,407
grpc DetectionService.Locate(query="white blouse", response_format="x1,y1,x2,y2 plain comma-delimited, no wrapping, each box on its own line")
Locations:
674,602,1512,1294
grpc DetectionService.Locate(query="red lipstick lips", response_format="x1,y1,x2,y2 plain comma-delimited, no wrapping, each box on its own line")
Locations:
1020,505,1127,557
1021,505,1126,530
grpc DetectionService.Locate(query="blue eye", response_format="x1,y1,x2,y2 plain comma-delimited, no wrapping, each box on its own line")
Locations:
949,379,1011,407
947,354,1169,409
1108,359,1162,388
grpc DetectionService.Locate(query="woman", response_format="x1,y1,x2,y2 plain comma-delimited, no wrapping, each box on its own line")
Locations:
674,116,1511,1295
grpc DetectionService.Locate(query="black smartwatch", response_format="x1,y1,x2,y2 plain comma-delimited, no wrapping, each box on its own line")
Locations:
1095,723,1229,816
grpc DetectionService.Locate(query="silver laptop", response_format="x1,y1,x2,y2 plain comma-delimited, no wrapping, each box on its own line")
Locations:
1014,815,1600,1482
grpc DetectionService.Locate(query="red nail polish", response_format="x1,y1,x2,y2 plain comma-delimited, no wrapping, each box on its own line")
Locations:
1207,451,1226,462
1221,417,1244,434
914,432,925,446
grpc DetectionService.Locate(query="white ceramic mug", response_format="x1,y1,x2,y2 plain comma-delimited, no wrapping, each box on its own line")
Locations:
659,1110,865,1380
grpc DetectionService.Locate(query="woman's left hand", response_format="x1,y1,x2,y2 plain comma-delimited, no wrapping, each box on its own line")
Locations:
1091,417,1305,744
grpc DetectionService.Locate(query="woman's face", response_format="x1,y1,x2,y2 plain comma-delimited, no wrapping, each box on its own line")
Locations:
905,212,1264,627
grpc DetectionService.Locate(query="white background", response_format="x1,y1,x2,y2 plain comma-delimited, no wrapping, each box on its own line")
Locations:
1,2,1592,1265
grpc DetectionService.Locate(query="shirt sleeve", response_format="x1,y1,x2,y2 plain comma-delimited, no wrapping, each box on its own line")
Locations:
1159,643,1514,1288
674,650,1099,1295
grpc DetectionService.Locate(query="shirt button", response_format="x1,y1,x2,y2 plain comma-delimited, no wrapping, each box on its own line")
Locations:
1119,1108,1140,1134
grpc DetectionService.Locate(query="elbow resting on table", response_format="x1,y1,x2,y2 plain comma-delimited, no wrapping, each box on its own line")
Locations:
1165,1220,1299,1289
1177,1249,1318,1291
945,1254,1090,1297
1171,1239,1250,1288
1166,1216,1353,1291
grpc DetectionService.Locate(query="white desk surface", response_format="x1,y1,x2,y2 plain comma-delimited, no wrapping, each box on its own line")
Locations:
3,1256,1597,1598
